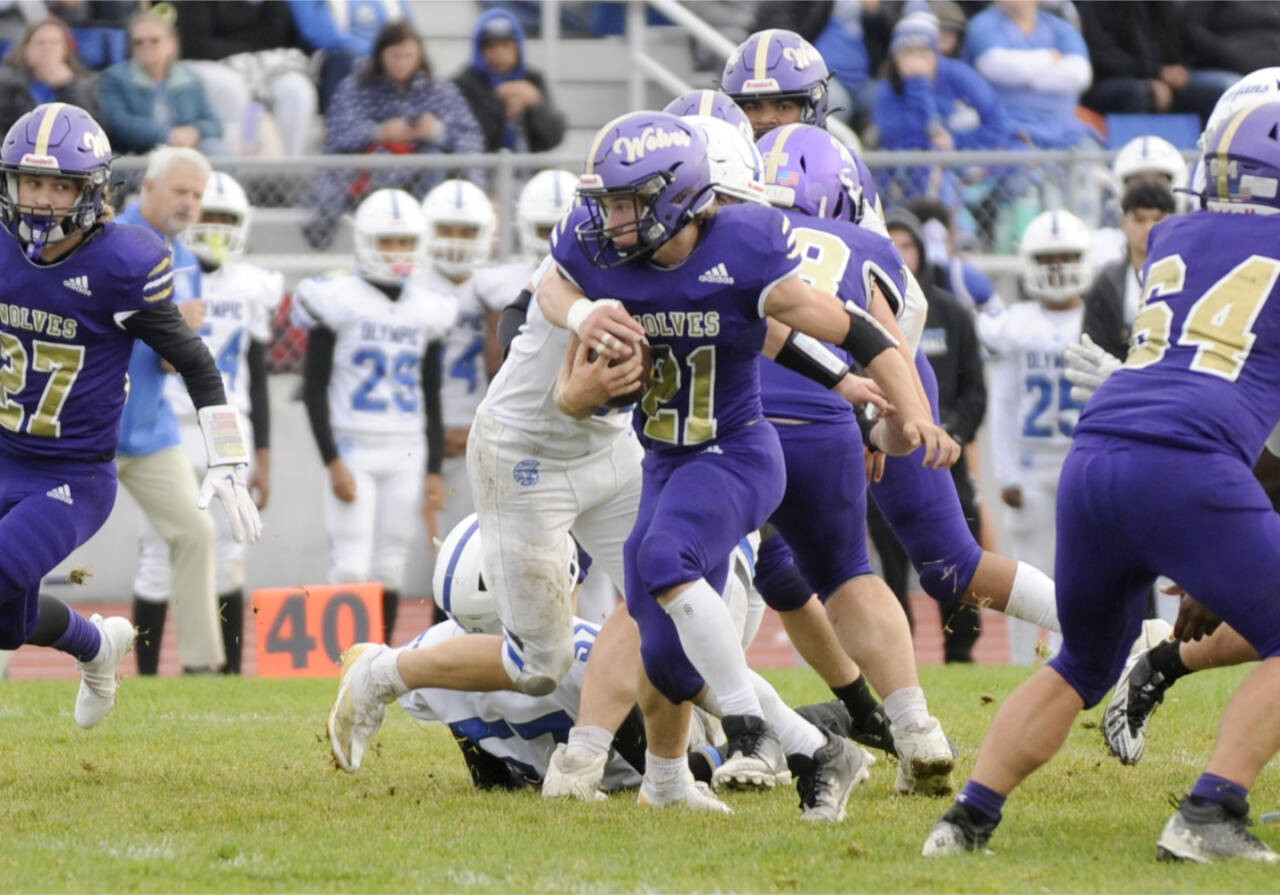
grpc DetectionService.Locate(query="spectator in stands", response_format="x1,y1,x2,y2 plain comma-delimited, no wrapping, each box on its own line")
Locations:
99,10,228,156
751,1,895,131
906,195,1003,313
302,20,484,249
963,0,1096,149
0,18,100,137
288,0,413,110
932,0,967,58
1183,1,1280,79
46,1,133,70
1082,180,1176,362
1078,2,1236,126
874,207,987,663
175,1,318,158
452,8,565,153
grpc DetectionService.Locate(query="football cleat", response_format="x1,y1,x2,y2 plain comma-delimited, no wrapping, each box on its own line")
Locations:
1102,650,1171,765
74,614,136,729
328,643,395,773
713,714,790,790
852,704,897,757
922,802,998,856
893,717,956,796
1157,795,1280,863
792,730,869,823
638,776,733,813
542,743,607,801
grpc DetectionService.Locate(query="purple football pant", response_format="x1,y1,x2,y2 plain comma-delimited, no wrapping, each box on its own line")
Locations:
757,418,874,608
1050,434,1280,707
0,452,117,648
869,349,984,602
624,421,786,703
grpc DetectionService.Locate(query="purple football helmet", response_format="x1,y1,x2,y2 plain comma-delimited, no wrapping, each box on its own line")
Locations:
757,123,864,223
663,90,755,145
0,103,112,259
721,29,830,130
1202,100,1280,214
576,111,714,267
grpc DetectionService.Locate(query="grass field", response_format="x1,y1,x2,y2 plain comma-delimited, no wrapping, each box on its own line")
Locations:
2,663,1277,893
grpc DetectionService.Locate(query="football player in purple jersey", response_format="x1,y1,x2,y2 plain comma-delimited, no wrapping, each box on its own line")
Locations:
924,102,1280,863
0,103,259,728
540,110,957,820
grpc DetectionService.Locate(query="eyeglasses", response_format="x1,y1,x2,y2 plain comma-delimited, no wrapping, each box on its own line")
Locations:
131,36,164,47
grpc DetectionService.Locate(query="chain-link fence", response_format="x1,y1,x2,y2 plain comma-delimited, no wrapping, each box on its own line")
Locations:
109,146,1196,371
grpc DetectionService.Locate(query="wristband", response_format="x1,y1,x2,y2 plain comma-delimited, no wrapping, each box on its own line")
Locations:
839,303,897,367
566,297,621,336
773,331,850,389
197,404,250,467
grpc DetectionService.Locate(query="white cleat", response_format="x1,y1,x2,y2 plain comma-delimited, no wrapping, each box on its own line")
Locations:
796,732,869,823
542,744,608,801
75,614,136,729
328,643,393,773
893,716,956,796
638,777,732,813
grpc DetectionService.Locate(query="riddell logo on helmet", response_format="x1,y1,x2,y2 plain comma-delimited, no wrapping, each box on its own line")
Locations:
612,127,691,164
19,153,58,169
783,44,823,69
743,78,781,92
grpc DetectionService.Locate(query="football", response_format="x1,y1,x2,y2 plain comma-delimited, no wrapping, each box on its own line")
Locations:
588,339,653,408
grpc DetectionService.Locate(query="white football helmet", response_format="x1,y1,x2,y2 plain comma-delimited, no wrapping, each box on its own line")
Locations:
1019,210,1093,302
421,179,495,277
187,170,250,266
683,114,768,205
432,513,580,635
1113,135,1188,190
353,188,427,285
516,168,577,258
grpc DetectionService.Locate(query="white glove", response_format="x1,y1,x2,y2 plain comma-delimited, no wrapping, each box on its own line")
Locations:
1063,334,1122,405
196,405,263,543
198,465,263,543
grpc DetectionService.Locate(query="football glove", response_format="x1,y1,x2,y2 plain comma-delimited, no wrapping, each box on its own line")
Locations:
196,405,263,543
1063,334,1121,405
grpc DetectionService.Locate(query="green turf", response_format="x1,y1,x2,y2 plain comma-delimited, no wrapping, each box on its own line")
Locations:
0,663,1275,893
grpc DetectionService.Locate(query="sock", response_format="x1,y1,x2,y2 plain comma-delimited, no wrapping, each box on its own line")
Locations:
1148,639,1191,683
749,670,824,757
643,750,688,793
565,724,612,760
132,596,168,676
31,596,100,662
883,686,930,730
956,780,1006,825
1190,772,1248,807
832,675,879,728
1004,561,1060,632
218,591,244,675
663,580,762,718
381,589,400,645
369,646,410,701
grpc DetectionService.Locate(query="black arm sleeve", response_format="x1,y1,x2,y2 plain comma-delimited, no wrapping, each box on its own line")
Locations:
247,339,270,450
946,305,987,445
301,326,338,465
773,331,850,389
423,341,444,476
839,307,898,368
122,304,226,408
498,289,533,357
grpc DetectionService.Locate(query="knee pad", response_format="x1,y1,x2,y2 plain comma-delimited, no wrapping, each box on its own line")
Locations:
915,540,985,603
752,534,812,612
500,631,571,696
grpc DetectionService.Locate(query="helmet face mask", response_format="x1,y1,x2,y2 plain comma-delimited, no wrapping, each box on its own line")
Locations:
353,188,427,285
0,103,112,260
1019,210,1092,301
575,111,714,269
421,178,495,277
187,171,250,266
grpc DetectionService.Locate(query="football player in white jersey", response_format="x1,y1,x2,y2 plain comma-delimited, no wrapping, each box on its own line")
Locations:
293,188,455,644
417,179,502,548
131,171,283,673
981,210,1089,664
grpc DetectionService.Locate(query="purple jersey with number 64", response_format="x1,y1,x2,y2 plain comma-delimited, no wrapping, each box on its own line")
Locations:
1077,212,1280,464
552,201,802,453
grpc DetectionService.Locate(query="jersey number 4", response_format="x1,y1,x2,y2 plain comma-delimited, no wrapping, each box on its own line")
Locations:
0,335,85,438
1127,254,1280,381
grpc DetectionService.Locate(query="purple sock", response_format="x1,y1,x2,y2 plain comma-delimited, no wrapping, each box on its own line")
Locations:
957,780,1006,824
52,612,102,663
1191,773,1248,806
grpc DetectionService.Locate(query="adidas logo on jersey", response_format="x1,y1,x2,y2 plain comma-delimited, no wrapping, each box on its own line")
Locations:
698,263,734,285
62,275,92,296
46,483,73,505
